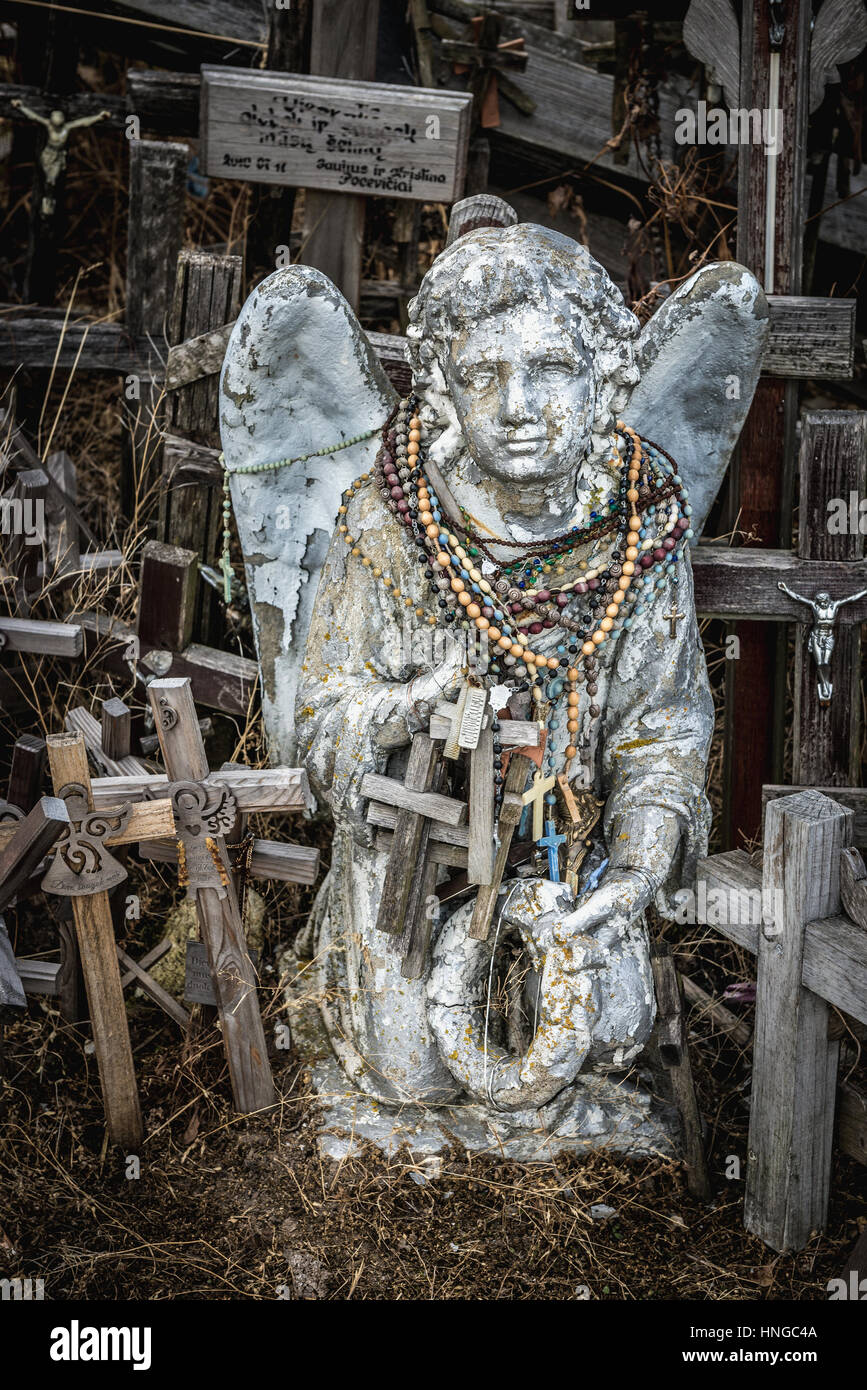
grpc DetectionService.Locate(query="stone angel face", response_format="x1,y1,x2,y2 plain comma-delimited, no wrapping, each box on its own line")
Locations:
405,225,642,502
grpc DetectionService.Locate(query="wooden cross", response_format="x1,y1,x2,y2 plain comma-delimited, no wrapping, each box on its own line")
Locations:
0,798,70,1011
361,733,467,978
522,769,556,843
692,410,867,790
84,677,316,1115
557,773,604,895
34,732,177,1148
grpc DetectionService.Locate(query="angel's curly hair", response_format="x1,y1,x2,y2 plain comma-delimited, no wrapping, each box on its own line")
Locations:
406,223,641,454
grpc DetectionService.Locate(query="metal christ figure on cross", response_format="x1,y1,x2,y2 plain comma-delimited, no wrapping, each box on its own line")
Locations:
11,101,111,216
778,581,867,705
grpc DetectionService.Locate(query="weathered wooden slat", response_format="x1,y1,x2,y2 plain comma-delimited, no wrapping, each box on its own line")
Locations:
137,540,199,654
470,752,533,941
90,768,312,816
0,616,83,657
0,798,70,913
691,549,867,620
74,610,258,717
101,698,131,763
746,790,849,1252
763,296,856,378
467,725,495,886
140,836,319,885
697,847,867,1029
360,771,466,826
0,317,154,375
374,734,441,938
366,800,470,847
45,734,144,1149
374,828,466,869
126,140,189,342
0,798,174,855
650,945,711,1200
7,734,45,813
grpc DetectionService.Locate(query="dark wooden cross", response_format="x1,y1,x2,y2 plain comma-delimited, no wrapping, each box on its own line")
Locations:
693,410,867,795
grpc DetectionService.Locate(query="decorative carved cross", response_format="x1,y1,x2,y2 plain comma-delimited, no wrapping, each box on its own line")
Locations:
87,677,316,1116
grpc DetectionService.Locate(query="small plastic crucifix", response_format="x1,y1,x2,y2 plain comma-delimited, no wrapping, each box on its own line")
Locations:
522,768,556,841
538,819,566,882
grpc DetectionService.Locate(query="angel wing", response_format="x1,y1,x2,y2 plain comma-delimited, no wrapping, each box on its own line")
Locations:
627,261,768,536
220,269,396,763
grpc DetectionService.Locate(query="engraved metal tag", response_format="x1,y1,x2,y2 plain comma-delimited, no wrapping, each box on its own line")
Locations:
184,940,260,1006
41,783,132,897
458,687,488,750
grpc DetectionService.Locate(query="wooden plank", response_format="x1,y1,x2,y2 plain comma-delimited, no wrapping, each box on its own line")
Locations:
199,68,472,203
146,678,275,1113
125,70,200,137
725,0,812,851
0,616,82,657
650,945,711,1201
0,798,174,854
467,725,495,886
793,411,867,786
763,297,856,378
691,548,867,620
137,540,198,653
745,789,850,1251
91,768,311,815
366,800,469,847
0,318,151,376
126,141,189,341
375,828,466,869
116,946,190,1031
698,845,867,1026
470,752,533,941
0,798,70,913
360,771,466,826
45,734,143,1150
299,0,380,311
7,734,45,812
74,610,258,717
431,706,540,747
140,836,319,885
113,0,268,46
374,733,440,938
101,698,131,763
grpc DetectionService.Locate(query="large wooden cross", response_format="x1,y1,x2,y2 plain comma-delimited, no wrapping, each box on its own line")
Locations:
86,676,316,1115
693,410,867,796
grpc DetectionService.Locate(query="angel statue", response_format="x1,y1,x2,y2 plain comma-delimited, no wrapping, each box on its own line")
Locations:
220,200,769,1155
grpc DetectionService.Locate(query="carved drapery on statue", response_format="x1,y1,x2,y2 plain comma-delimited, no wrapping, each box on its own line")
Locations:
221,217,768,1150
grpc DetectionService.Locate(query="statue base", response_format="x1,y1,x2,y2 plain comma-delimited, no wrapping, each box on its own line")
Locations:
286,949,681,1165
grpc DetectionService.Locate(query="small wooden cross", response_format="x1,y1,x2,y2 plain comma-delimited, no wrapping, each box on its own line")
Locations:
361,733,467,977
664,607,686,638
522,769,557,842
557,773,604,895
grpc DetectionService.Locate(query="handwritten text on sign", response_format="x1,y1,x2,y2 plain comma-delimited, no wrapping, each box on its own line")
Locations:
200,68,473,203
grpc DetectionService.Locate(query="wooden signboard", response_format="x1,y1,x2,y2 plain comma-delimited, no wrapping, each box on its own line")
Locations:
199,67,473,202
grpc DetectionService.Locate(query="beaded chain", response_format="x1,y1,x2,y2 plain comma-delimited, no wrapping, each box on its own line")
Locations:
337,395,694,819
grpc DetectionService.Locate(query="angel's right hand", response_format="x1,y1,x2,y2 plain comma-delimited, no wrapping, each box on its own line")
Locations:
407,635,466,710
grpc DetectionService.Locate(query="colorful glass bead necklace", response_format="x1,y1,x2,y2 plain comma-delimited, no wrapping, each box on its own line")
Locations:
337,394,694,826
